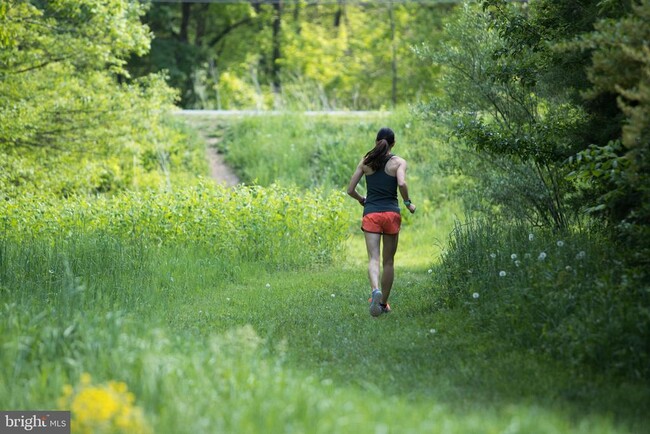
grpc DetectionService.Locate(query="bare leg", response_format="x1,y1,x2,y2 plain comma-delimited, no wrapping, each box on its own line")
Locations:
364,232,381,290
380,233,399,304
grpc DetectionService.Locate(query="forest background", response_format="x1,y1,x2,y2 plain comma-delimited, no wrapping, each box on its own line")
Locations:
1,0,650,432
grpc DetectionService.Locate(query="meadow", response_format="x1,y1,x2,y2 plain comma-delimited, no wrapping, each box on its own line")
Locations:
1,111,649,433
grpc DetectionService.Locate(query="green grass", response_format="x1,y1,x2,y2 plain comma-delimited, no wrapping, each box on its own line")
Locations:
2,111,649,433
2,229,649,433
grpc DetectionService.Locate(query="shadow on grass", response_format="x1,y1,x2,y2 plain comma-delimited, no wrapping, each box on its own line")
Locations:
240,266,650,434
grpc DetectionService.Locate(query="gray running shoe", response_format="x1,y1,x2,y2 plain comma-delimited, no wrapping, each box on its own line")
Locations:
369,289,383,317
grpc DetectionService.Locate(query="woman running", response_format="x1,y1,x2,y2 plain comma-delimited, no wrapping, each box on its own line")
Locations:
347,127,416,317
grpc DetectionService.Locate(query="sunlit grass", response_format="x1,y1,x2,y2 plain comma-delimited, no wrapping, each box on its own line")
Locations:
2,232,648,433
2,111,649,433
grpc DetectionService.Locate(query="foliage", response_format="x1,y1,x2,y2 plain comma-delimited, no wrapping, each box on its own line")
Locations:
2,235,648,432
416,2,591,229
0,183,348,269
565,0,650,263
129,1,451,109
0,0,195,198
436,218,650,380
211,109,455,222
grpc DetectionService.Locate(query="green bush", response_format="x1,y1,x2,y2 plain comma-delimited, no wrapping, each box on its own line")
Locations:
0,183,349,269
435,218,650,379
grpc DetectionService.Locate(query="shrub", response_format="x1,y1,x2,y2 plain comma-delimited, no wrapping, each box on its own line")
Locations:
0,183,349,269
435,218,650,379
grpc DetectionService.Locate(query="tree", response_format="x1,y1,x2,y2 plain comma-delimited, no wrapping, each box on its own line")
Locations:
418,0,639,229
568,0,650,262
129,0,451,110
0,0,184,197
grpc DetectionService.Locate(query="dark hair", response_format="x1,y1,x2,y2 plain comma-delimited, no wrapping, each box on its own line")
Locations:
363,127,395,171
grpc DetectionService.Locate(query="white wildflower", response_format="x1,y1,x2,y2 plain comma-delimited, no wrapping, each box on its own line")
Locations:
529,233,534,241
576,251,586,260
557,240,564,247
538,252,547,261
266,283,271,288
515,260,521,267
428,269,433,274
499,271,507,277
490,253,497,259
331,293,336,298
472,292,480,299
511,253,517,260
429,329,437,334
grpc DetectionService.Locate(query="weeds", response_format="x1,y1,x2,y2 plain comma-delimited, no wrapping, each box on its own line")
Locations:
435,218,650,379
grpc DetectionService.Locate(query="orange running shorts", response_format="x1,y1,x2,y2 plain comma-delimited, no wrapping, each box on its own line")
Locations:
361,211,401,235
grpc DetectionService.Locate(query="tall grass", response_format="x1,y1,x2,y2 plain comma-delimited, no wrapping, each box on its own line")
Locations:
0,183,348,270
434,218,650,379
209,108,455,215
2,233,647,433
2,110,649,433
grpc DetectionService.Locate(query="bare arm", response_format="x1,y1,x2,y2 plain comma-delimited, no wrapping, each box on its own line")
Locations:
347,161,366,206
396,159,416,214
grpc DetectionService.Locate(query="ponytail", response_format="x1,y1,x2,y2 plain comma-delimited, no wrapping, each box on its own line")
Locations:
363,139,391,171
363,127,395,171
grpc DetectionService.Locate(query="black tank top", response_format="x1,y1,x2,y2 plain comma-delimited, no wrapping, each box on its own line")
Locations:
363,155,400,216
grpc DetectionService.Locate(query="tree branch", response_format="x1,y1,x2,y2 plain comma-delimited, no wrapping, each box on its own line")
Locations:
207,17,254,48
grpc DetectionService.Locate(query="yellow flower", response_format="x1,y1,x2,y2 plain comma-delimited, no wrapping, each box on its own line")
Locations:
58,373,150,434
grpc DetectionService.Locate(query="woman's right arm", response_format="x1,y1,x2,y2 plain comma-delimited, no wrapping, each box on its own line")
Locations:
347,161,366,205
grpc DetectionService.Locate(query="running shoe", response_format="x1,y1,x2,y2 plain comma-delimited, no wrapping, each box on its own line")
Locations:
369,289,382,317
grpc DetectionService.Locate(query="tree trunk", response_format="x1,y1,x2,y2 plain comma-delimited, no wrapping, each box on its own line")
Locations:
179,3,191,43
334,0,343,28
389,3,397,107
271,1,282,95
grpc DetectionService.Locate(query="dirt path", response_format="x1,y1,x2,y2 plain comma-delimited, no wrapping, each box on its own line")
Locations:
204,136,239,187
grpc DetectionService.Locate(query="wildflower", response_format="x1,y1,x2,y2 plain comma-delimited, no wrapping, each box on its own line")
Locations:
515,260,521,267
565,266,572,271
499,271,507,277
429,329,437,334
59,374,150,434
490,253,497,259
557,240,564,247
266,283,271,288
511,253,517,260
331,293,336,298
529,233,534,241
472,292,480,299
576,251,586,260
427,269,433,274
538,252,547,261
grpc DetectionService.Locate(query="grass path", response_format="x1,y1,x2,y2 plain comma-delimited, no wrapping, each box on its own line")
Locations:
139,113,649,432
150,231,647,433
